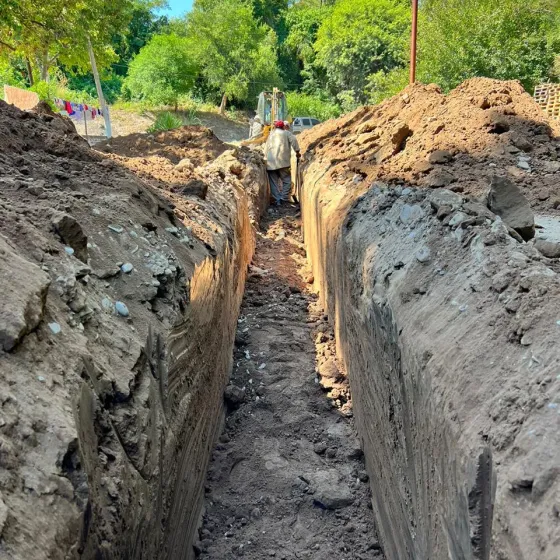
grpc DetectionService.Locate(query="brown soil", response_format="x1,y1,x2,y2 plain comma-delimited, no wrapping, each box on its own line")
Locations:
198,206,384,560
93,126,237,201
0,99,265,560
300,78,560,213
72,109,249,145
297,78,560,560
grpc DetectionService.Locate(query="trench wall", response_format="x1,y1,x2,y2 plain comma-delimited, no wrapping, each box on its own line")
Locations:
77,152,268,560
0,100,268,560
300,168,560,560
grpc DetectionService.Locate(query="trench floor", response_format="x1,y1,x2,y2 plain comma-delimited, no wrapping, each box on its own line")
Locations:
197,207,384,560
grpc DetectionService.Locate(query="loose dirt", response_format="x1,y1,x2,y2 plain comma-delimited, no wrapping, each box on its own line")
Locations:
197,207,384,560
72,108,249,145
301,78,560,214
0,98,265,560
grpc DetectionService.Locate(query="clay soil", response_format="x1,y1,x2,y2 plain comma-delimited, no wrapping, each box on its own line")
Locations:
301,78,560,214
197,207,385,560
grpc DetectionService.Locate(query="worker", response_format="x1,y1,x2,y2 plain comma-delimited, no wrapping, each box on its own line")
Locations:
249,115,263,139
265,120,301,206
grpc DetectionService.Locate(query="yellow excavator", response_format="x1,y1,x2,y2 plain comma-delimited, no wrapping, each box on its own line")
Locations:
242,88,288,146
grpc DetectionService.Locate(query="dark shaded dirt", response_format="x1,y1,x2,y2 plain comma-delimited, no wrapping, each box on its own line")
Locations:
197,207,384,560
301,78,560,214
0,99,266,560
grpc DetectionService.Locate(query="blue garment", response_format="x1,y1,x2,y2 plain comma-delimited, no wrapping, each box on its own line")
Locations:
268,167,292,203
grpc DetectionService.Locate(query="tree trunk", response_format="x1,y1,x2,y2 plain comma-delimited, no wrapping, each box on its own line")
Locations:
37,51,49,81
219,93,228,115
25,58,34,87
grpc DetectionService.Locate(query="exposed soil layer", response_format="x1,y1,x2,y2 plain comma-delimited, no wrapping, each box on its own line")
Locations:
298,79,560,560
95,126,230,193
301,78,560,214
0,100,266,560
198,207,385,560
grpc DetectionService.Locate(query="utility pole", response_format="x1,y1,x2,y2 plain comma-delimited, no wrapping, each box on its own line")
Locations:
87,37,112,138
410,0,419,84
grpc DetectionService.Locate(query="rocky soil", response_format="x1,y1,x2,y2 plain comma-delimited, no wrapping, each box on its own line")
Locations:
298,78,560,560
0,99,266,559
198,207,385,560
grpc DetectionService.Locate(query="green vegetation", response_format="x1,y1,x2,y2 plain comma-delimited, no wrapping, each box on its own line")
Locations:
185,0,282,112
147,111,184,132
1,0,560,120
418,0,560,92
286,92,341,121
124,34,198,108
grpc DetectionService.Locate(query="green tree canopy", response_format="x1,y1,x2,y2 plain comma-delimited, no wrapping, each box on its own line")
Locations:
124,33,199,107
0,0,162,81
185,0,283,111
418,0,560,92
313,0,410,104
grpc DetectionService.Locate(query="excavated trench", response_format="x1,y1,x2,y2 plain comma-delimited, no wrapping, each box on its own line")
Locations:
2,79,560,560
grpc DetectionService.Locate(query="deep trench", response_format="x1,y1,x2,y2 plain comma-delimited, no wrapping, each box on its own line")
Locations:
194,206,385,560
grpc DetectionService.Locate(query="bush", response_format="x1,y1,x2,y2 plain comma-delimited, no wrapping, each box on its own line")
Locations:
367,67,409,105
286,91,341,122
29,79,98,105
67,73,124,104
147,111,185,133
124,34,199,108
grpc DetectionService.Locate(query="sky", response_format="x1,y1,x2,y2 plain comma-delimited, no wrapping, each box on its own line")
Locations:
160,0,193,17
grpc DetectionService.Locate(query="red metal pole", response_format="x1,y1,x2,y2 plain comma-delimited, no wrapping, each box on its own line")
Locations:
410,0,419,84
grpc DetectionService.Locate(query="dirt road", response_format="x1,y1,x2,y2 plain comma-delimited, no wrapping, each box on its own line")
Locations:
196,207,384,560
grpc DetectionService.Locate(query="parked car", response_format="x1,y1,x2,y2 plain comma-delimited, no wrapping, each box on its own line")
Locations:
291,116,321,134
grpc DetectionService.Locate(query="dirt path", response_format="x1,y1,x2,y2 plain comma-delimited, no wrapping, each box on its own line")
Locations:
197,208,384,560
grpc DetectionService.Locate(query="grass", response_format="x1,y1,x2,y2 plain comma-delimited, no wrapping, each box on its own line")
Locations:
146,109,203,133
147,111,184,133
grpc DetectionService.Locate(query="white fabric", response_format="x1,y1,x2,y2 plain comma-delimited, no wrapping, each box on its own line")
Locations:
250,120,264,139
265,128,300,170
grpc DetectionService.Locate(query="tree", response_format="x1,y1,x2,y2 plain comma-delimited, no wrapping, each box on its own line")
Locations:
112,6,169,75
0,0,161,81
284,1,334,94
418,0,560,93
186,0,283,113
313,0,410,105
124,34,199,108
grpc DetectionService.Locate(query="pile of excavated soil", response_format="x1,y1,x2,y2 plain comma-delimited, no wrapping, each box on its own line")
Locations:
96,125,226,163
95,126,230,195
301,78,560,213
298,79,560,560
0,100,266,559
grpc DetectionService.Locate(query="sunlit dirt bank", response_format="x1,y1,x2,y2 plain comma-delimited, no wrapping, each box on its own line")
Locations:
298,78,560,560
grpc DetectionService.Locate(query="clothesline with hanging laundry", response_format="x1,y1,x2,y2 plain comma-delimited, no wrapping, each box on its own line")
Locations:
53,97,104,122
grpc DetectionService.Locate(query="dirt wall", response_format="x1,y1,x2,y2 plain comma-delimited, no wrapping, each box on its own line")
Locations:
0,100,267,559
299,80,560,560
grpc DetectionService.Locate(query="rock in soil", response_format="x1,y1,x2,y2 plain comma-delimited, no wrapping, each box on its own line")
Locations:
487,175,535,241
0,236,50,351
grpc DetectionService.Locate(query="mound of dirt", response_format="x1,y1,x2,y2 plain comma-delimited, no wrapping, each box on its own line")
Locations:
96,125,226,164
0,99,267,559
301,78,560,213
95,126,231,197
298,79,560,560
